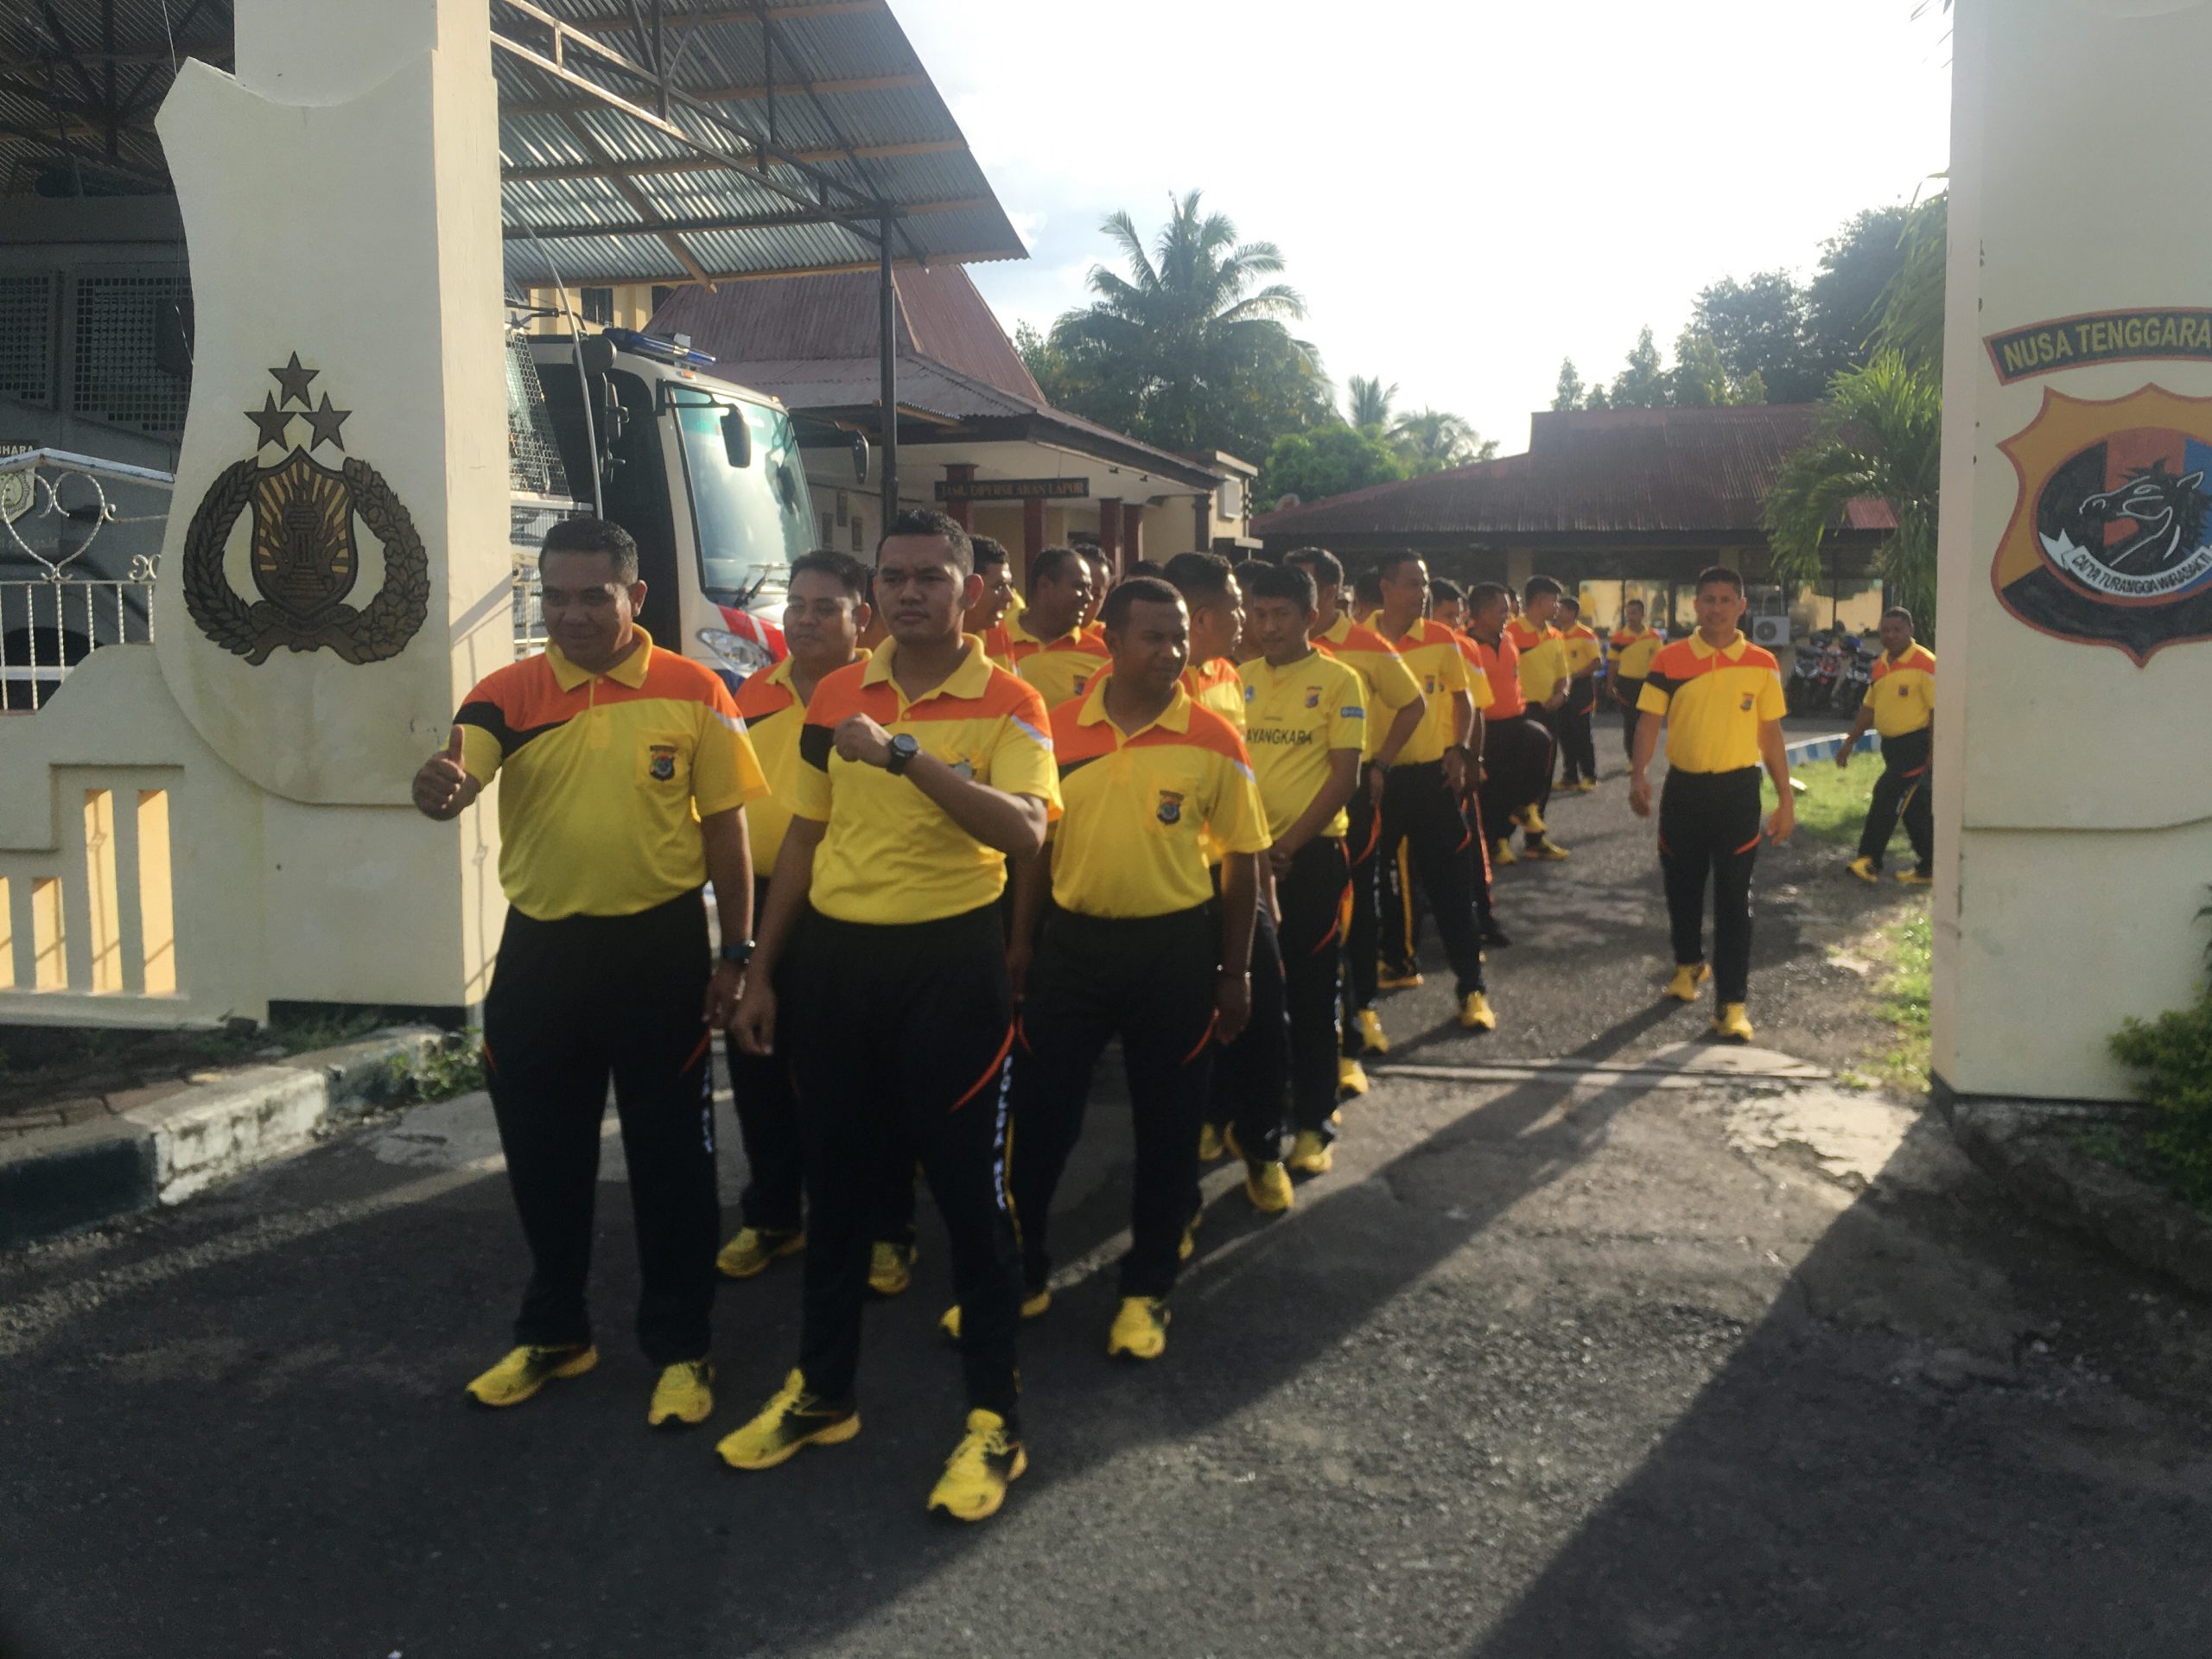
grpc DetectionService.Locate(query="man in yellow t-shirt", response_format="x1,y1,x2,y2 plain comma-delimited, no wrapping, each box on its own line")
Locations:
1503,575,1572,857
1609,598,1665,763
415,516,767,1430
963,536,1016,652
1629,566,1795,1045
1011,545,1111,708
1840,607,1936,887
721,510,1060,1525
1554,594,1604,791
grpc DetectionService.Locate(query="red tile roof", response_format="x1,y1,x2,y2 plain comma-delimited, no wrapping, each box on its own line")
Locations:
1254,404,1897,540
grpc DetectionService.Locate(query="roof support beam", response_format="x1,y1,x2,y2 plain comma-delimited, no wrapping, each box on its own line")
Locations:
501,139,961,181
500,73,923,115
552,106,715,289
562,1,888,30
501,196,992,241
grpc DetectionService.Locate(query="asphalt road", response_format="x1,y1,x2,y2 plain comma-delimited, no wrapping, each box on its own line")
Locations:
6,749,2212,1657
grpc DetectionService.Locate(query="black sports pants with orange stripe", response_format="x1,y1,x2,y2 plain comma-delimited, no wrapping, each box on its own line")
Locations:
1279,836,1351,1140
779,903,1022,1419
1658,766,1763,1005
483,888,719,1366
1478,715,1556,850
1010,905,1216,1300
1857,727,1933,873
1376,762,1488,1001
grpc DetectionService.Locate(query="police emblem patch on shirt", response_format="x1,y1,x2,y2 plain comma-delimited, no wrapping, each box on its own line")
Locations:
1156,790,1184,825
1072,676,1090,695
648,743,678,781
1304,688,1321,709
1739,693,1755,712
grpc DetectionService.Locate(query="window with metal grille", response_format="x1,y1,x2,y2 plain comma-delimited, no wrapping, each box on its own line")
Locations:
504,331,571,499
0,275,54,405
580,287,614,325
70,273,192,438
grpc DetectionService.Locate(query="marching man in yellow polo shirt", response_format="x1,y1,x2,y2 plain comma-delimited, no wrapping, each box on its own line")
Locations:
1554,594,1604,791
721,509,1058,1525
1008,545,1109,708
1609,598,1665,763
1503,575,1572,858
996,575,1267,1362
413,517,768,1431
1840,607,1936,887
1629,566,1796,1044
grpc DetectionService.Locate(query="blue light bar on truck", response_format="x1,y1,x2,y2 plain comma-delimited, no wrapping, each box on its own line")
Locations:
601,327,719,370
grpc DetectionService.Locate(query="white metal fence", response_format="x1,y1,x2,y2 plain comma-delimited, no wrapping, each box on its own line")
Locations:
1,447,170,712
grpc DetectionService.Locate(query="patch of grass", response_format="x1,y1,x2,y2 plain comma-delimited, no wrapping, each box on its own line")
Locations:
1874,909,1932,1095
1763,751,1897,847
373,1032,486,1106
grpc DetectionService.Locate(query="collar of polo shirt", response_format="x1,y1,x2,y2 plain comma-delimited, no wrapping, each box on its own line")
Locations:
861,633,994,702
1684,629,1749,661
547,626,658,691
1077,677,1192,738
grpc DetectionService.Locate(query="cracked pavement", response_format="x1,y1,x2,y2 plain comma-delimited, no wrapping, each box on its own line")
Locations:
4,764,2211,1656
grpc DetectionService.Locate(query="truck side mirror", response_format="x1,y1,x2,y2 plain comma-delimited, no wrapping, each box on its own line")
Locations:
578,335,616,374
721,408,752,469
851,433,871,486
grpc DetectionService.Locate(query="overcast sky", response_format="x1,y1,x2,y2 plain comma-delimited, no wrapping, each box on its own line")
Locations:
895,0,1953,458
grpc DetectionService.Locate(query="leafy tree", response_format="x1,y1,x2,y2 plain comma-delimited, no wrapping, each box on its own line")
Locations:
1609,325,1669,409
1346,375,1398,431
1764,351,1942,633
1583,382,1611,411
1874,189,1947,372
1671,329,1766,407
1692,271,1819,402
1390,408,1499,474
1553,358,1587,412
1805,206,1911,384
1045,189,1331,467
1259,422,1405,509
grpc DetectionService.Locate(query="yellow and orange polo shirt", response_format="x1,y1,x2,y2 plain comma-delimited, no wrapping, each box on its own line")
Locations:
1318,612,1424,761
1374,616,1485,764
1089,655,1248,730
1013,624,1112,710
455,629,767,921
794,638,1061,924
1561,622,1603,678
1506,616,1567,703
1047,681,1268,918
1610,623,1664,682
1460,628,1525,720
1866,644,1936,739
731,649,867,877
1238,649,1367,841
1636,631,1785,774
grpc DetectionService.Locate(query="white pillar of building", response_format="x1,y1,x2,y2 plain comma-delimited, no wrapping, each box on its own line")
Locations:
149,0,510,1014
1933,0,2212,1101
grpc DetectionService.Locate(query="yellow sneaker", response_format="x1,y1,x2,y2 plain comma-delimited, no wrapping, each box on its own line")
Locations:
1518,804,1548,836
1524,836,1571,861
927,1408,1027,1522
1377,968,1427,990
646,1359,714,1431
938,1287,1051,1344
715,1225,804,1281
1287,1130,1334,1177
1712,1002,1755,1044
1491,838,1518,868
868,1240,916,1299
1338,1056,1370,1099
1107,1296,1170,1361
463,1343,596,1409
1897,868,1933,887
715,1370,860,1471
1179,1211,1198,1262
1198,1122,1225,1162
1458,990,1497,1031
1846,855,1879,884
1353,1007,1389,1055
1244,1160,1294,1214
1663,963,1711,1002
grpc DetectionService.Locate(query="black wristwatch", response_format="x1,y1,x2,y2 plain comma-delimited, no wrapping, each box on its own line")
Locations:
885,732,920,776
719,939,755,969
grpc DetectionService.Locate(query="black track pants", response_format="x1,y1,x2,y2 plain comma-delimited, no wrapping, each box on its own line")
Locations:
1658,767,1763,1006
483,889,719,1366
1857,728,1933,873
729,877,802,1233
1278,837,1351,1137
1376,762,1487,999
1617,680,1645,760
1010,906,1217,1300
1478,715,1556,849
781,905,1021,1419
1210,892,1287,1161
1342,775,1384,1014
1560,682,1599,784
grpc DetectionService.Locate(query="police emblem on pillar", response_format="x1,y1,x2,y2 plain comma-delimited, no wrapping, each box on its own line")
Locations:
1156,789,1185,825
1993,385,2212,663
181,354,429,666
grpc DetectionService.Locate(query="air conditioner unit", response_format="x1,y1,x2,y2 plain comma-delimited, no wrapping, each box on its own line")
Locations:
1751,616,1791,647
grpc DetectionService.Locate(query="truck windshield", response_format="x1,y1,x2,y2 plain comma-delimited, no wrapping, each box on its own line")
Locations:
672,399,810,600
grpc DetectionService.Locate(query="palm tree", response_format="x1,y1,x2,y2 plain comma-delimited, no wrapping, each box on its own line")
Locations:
1764,351,1942,631
1347,375,1398,431
1053,190,1324,455
1389,408,1498,474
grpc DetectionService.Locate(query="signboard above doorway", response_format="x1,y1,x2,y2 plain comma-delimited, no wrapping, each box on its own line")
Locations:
935,477,1090,503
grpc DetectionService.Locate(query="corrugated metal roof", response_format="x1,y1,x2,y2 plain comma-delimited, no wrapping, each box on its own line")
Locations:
1255,405,1899,540
4,1,1024,287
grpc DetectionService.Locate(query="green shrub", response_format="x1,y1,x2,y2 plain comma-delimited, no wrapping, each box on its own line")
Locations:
2110,989,2212,1205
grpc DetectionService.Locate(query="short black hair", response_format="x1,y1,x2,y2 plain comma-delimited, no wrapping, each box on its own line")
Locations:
1466,581,1510,613
1246,561,1318,613
1558,594,1581,616
1882,605,1915,626
789,548,869,599
969,535,1009,573
1100,575,1184,632
1523,575,1562,601
1430,577,1465,606
543,515,639,583
1376,550,1426,582
1624,595,1647,610
1163,550,1235,606
1073,542,1111,570
1031,545,1084,585
1284,546,1343,588
1352,569,1385,608
1694,565,1745,595
1126,557,1166,581
878,507,972,572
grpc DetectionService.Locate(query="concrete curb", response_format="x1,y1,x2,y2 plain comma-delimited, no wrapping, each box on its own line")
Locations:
1942,1097,2212,1299
0,1027,448,1249
1783,730,1880,767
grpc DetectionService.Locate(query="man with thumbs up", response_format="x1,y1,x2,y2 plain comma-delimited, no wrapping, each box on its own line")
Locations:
413,516,767,1432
